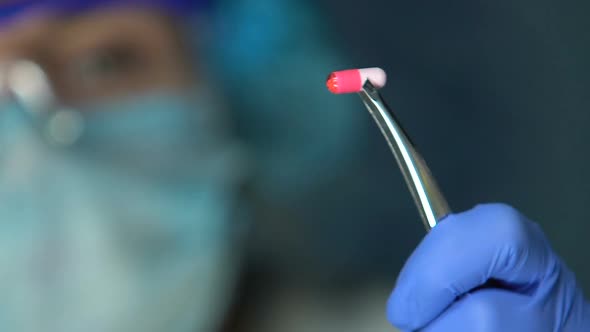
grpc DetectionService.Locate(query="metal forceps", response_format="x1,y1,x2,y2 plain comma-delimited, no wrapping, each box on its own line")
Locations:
358,81,451,230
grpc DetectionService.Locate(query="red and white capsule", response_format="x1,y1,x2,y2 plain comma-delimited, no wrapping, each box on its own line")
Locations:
326,67,387,94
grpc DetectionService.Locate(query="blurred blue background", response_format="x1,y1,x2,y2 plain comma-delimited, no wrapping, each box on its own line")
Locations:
214,0,590,328
0,0,589,331
217,0,590,288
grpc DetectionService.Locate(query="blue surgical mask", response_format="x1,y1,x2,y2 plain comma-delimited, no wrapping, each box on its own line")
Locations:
0,90,249,332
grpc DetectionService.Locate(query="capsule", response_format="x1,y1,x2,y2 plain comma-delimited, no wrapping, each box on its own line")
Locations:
326,67,387,94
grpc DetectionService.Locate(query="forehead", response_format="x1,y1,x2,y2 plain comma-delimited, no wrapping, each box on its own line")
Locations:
0,6,196,105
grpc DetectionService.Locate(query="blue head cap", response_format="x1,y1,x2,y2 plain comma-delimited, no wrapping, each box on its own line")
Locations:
0,0,211,23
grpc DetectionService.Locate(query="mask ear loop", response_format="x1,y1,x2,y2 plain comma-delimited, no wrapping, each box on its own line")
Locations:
1,59,85,146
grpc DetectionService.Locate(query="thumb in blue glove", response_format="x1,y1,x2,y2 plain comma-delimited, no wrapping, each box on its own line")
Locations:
387,203,590,331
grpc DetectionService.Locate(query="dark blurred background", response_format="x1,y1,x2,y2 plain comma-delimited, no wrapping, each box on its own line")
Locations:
222,1,590,329
314,0,590,285
243,0,590,276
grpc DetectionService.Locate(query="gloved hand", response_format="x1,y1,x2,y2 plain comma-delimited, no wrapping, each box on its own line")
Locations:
387,203,590,332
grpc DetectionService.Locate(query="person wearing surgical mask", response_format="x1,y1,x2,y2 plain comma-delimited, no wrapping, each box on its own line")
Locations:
0,1,382,331
0,2,250,331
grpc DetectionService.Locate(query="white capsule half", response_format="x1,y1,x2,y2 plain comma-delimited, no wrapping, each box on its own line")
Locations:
359,67,387,89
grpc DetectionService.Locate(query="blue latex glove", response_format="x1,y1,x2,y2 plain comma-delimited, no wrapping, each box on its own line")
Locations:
387,203,590,331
